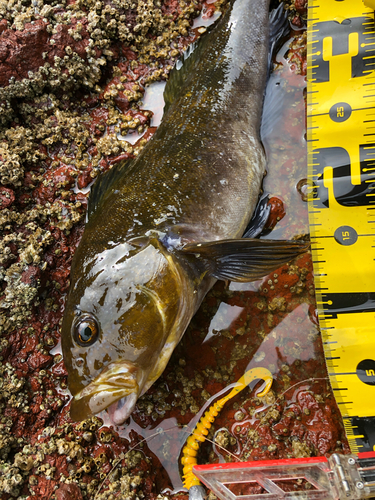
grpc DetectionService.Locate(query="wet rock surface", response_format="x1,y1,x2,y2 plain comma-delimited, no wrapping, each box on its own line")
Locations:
0,1,349,499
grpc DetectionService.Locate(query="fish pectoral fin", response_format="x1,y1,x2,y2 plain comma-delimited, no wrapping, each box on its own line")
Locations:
181,238,309,282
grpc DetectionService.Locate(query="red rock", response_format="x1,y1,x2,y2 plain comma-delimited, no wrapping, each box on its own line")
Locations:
0,17,94,95
108,153,131,166
136,126,157,144
73,192,88,209
131,63,151,80
28,351,52,371
0,20,48,87
52,359,68,377
162,0,183,19
77,167,93,189
291,15,303,29
0,19,7,35
33,164,76,204
17,192,33,208
99,157,109,170
122,48,138,61
127,108,150,126
55,482,83,500
114,91,131,112
202,2,216,19
265,196,286,230
12,414,27,437
50,21,88,61
89,107,109,134
295,0,307,15
21,266,41,286
0,186,15,208
29,376,41,392
23,171,37,188
82,93,99,108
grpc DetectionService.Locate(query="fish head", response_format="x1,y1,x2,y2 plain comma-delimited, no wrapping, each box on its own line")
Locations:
61,234,195,425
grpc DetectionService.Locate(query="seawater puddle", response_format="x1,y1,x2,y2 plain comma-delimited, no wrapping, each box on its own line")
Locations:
193,8,221,28
142,80,167,128
203,303,245,344
117,80,167,146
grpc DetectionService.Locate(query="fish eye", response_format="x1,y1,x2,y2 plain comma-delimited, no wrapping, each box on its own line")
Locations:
73,315,99,347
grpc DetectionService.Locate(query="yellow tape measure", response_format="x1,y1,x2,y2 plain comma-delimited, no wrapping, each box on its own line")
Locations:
307,0,375,453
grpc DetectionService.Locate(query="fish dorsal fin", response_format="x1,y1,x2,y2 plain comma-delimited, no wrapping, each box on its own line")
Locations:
163,41,199,115
181,238,309,282
163,13,221,115
87,157,135,219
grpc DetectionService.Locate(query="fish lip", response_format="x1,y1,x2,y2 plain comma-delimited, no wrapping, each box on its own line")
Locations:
107,392,139,426
69,361,140,420
76,361,139,398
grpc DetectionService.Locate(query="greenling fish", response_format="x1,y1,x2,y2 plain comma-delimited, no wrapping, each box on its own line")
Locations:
61,0,307,425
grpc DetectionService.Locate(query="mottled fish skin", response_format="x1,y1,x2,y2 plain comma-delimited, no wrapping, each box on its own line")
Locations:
62,0,271,424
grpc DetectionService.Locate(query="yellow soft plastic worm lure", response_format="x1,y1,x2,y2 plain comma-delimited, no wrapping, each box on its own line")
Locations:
181,367,273,491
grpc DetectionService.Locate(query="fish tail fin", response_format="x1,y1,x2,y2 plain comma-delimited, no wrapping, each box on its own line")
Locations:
268,3,289,68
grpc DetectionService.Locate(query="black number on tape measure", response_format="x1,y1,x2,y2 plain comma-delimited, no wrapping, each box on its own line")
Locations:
312,145,375,208
311,16,375,83
320,292,375,319
329,102,352,123
349,416,375,453
356,359,375,386
334,225,358,245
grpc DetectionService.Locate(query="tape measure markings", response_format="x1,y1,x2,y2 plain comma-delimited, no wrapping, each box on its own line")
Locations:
307,0,375,453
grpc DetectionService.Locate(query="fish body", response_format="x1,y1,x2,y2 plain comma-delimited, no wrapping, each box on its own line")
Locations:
61,0,305,424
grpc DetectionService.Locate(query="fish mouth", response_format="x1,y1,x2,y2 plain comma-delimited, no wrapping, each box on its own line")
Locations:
107,392,139,426
69,361,140,422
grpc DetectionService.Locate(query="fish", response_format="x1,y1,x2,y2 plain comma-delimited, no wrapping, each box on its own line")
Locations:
61,0,307,425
